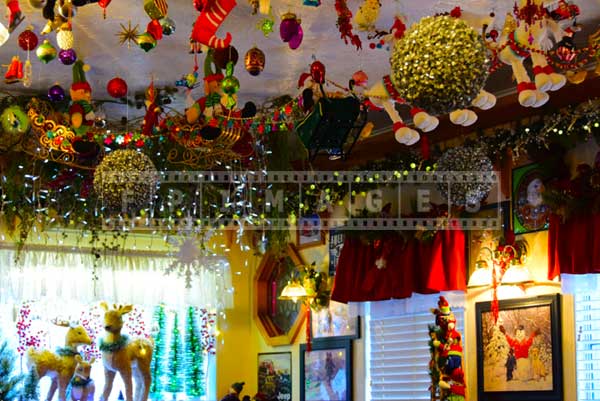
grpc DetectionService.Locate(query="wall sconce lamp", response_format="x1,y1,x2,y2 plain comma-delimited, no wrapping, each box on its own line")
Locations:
279,279,308,303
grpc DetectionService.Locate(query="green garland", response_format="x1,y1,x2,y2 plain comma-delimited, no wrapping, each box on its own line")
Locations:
55,347,80,357
99,335,129,352
70,376,93,387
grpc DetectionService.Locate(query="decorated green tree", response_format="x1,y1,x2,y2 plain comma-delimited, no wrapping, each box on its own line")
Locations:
166,312,183,397
21,368,39,401
0,339,24,401
184,307,205,397
149,304,167,396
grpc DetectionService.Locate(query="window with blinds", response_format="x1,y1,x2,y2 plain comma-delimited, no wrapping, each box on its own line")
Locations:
367,308,465,401
575,292,600,401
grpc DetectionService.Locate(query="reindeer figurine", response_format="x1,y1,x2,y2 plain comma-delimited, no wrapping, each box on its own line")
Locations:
26,320,92,401
99,303,153,401
70,355,96,401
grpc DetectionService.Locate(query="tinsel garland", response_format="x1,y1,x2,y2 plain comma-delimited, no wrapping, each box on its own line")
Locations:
99,334,129,352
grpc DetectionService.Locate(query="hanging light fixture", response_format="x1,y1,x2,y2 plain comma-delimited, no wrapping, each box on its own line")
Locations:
501,257,533,285
279,280,308,303
467,259,493,287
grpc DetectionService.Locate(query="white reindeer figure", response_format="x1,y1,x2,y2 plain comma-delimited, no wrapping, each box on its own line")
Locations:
99,303,153,401
26,321,92,401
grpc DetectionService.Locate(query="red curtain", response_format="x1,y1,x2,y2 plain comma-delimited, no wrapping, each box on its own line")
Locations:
331,229,467,303
548,213,600,280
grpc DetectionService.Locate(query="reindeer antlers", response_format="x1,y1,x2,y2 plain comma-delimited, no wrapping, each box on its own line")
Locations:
52,317,71,327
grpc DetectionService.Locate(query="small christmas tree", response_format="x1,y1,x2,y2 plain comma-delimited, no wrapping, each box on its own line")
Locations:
21,368,39,401
150,304,167,396
0,339,24,401
166,312,183,397
184,307,205,398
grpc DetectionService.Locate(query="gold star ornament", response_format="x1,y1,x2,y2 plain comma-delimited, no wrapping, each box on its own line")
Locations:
116,20,140,48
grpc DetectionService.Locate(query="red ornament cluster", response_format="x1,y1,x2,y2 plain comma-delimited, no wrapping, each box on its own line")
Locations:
334,0,361,50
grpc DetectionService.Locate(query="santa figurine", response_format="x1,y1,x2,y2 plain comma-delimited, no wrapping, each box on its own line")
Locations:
69,60,98,155
439,368,465,401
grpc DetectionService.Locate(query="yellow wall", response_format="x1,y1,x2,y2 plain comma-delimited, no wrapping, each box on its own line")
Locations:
219,229,578,401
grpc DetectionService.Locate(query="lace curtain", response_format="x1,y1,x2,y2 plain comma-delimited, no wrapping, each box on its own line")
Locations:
0,248,234,310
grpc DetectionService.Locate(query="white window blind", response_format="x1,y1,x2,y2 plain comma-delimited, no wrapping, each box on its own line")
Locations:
575,292,600,401
367,306,464,401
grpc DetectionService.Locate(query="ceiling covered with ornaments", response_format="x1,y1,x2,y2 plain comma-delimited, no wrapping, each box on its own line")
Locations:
2,0,600,120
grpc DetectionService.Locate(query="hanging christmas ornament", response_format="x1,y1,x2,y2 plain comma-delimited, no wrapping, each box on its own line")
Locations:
354,0,380,31
303,0,320,6
257,16,274,37
58,48,76,64
107,77,127,98
244,46,265,76
47,83,66,101
98,0,111,18
18,26,39,51
6,0,24,33
58,0,76,19
145,19,163,41
29,0,46,9
190,0,235,49
0,23,8,47
143,0,168,20
56,23,74,50
137,31,156,52
435,146,494,207
0,105,30,150
116,20,140,48
22,59,32,87
4,56,23,84
93,149,158,210
213,45,238,69
280,12,300,43
310,60,325,84
289,23,303,49
159,16,175,35
389,15,489,115
36,39,57,63
220,60,239,109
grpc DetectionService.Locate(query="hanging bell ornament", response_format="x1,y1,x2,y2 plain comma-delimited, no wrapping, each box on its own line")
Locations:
36,40,57,63
137,32,157,52
18,26,39,51
57,24,74,50
244,46,265,76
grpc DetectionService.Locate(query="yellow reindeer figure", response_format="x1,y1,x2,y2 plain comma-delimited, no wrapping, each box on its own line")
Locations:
99,303,153,401
26,320,92,401
70,355,96,401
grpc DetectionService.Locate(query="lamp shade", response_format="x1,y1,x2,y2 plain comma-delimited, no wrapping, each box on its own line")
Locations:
279,281,307,303
501,263,533,285
467,260,493,287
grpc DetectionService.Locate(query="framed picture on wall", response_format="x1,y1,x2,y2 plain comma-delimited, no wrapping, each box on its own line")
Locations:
300,339,352,401
467,201,511,281
296,213,326,249
311,300,360,341
512,163,550,234
328,229,345,277
257,352,292,401
475,294,562,401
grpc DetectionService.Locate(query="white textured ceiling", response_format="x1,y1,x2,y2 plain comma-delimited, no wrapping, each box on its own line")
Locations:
1,0,600,116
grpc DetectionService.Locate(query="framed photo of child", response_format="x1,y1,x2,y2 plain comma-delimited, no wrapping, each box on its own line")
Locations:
475,294,562,401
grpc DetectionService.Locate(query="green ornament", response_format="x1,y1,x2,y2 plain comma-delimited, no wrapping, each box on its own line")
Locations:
221,61,240,96
137,32,157,52
36,40,57,64
0,105,30,150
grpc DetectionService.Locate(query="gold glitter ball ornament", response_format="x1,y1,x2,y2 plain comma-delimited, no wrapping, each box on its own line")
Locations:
389,15,489,116
57,25,74,50
93,149,158,211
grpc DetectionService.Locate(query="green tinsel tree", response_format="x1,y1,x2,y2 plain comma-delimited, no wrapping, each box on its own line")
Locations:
184,307,205,397
0,339,24,401
166,312,183,396
21,368,39,401
149,304,167,396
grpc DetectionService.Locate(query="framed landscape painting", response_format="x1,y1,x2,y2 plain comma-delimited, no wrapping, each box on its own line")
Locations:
300,339,352,401
475,294,562,401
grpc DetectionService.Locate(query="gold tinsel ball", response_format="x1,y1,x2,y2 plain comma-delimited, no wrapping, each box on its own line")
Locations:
389,15,489,116
93,149,158,211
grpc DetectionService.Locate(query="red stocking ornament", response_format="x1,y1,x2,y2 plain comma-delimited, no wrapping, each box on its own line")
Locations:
191,0,237,49
5,0,24,32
